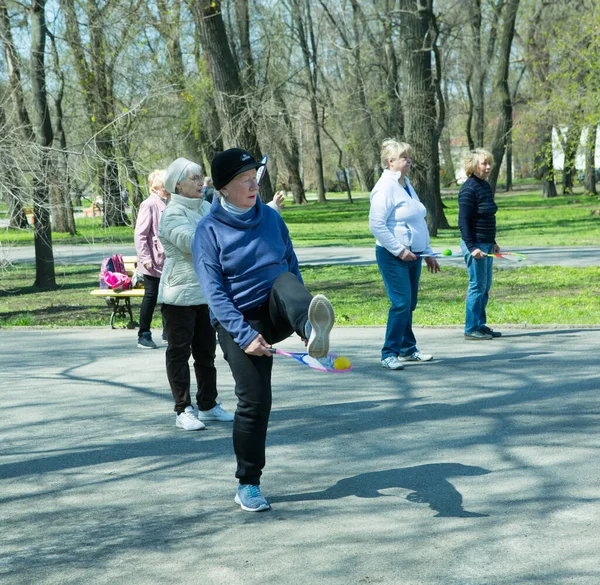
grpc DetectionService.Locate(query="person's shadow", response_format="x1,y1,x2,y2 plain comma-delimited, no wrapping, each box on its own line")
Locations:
271,463,490,518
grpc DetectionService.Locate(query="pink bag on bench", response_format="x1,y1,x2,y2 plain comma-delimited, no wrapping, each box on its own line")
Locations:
103,271,132,292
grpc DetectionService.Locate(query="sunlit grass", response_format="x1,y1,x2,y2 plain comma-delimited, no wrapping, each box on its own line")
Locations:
284,191,600,248
302,265,600,326
2,263,599,328
2,190,599,248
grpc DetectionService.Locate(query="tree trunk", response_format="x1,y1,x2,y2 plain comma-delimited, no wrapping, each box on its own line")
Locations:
505,135,513,191
382,0,404,139
120,140,144,226
584,124,597,195
527,4,557,199
292,0,326,202
49,30,75,235
560,125,581,195
534,125,558,198
469,0,485,147
30,0,56,290
273,91,307,204
193,0,273,202
440,129,456,187
488,0,520,193
465,73,475,151
398,0,448,235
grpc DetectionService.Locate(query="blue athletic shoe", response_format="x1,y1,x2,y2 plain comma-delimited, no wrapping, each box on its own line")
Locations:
235,484,271,512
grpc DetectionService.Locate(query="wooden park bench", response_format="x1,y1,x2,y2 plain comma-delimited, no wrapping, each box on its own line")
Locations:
90,255,145,329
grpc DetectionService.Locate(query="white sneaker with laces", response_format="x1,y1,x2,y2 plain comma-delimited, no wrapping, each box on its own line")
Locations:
197,403,234,422
176,406,206,431
381,356,405,370
399,351,433,362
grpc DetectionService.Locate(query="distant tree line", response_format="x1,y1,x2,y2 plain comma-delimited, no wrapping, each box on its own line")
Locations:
1,0,599,288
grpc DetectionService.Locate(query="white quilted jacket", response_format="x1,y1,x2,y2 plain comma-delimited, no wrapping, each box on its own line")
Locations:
157,194,211,306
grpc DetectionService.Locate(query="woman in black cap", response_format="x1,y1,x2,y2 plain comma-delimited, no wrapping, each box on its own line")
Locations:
192,148,335,512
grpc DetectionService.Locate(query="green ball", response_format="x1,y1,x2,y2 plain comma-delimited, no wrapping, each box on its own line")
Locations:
442,248,453,256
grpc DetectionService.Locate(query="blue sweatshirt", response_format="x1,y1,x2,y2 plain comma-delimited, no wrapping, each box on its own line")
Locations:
192,198,302,349
458,176,498,252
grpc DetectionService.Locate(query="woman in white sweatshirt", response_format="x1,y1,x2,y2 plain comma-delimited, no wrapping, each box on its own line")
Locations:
368,140,440,371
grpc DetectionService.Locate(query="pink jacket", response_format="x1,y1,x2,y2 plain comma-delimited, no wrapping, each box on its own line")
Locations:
134,193,167,277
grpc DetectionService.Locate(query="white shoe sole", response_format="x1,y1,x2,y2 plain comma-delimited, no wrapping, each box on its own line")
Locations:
137,343,157,349
307,295,334,358
234,493,271,512
175,419,206,431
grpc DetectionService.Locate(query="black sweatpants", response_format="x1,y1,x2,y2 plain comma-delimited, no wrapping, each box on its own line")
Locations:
162,303,218,414
216,272,313,485
138,274,163,336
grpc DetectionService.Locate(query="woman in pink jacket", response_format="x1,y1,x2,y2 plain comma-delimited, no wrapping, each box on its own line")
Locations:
135,169,169,349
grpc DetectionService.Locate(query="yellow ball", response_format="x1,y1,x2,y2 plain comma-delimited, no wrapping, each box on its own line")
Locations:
443,248,453,256
333,356,351,370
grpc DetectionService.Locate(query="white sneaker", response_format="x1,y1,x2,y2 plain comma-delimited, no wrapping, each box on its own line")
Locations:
381,356,405,370
176,406,206,431
196,402,234,422
399,351,433,362
307,294,335,358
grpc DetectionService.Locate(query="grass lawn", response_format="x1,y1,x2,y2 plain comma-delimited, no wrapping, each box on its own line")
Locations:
283,191,600,247
2,190,599,249
2,263,599,328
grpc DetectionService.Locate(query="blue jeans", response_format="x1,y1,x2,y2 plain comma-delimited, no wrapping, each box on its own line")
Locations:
460,240,494,334
376,245,422,359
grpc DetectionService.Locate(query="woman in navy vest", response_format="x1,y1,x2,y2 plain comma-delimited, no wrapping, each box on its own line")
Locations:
458,149,502,340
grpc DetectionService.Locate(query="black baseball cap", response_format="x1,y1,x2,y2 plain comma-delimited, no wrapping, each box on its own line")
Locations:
211,148,263,190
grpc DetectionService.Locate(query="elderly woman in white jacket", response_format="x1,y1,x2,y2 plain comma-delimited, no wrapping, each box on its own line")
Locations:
158,157,235,431
369,140,440,371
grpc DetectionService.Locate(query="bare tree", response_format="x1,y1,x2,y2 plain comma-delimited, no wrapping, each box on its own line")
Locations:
60,0,131,227
584,124,597,195
398,0,449,234
0,0,31,229
488,0,520,192
526,1,558,198
465,0,502,149
48,30,75,235
0,100,28,229
318,0,380,191
558,124,582,195
0,0,57,288
291,0,326,202
192,0,273,201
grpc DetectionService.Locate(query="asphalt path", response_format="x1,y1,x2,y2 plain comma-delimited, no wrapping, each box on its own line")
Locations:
2,242,599,268
2,326,599,584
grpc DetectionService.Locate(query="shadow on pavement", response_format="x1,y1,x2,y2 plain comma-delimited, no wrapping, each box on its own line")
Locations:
270,463,490,518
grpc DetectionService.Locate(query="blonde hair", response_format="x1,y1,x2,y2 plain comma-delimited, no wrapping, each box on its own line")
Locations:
464,149,494,177
380,139,413,170
148,169,166,193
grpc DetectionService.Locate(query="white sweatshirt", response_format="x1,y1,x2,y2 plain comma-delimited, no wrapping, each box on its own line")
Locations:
369,169,432,256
